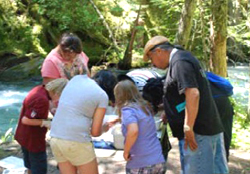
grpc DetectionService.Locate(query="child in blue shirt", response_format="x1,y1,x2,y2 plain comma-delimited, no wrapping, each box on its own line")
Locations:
114,80,166,174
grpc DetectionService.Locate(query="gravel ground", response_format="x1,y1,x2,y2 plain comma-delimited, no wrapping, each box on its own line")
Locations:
0,138,250,174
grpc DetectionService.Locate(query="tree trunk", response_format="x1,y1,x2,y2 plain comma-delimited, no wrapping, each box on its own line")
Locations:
197,0,210,69
175,0,197,49
118,5,141,70
209,0,228,77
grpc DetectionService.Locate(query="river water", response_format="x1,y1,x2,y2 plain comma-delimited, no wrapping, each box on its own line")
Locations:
0,81,40,137
0,66,249,137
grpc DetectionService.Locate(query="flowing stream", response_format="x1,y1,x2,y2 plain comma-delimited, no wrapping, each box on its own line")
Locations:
0,66,249,137
0,81,40,137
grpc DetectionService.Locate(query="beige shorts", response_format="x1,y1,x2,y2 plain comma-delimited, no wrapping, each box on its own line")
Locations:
50,137,96,166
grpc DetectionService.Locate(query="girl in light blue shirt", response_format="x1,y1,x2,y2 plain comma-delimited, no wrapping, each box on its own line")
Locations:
114,80,166,174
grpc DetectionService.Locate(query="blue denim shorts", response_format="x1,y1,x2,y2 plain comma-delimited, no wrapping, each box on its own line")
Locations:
21,147,47,174
179,132,229,174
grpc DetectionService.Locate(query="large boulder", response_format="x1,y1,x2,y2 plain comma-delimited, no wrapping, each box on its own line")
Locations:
0,58,43,81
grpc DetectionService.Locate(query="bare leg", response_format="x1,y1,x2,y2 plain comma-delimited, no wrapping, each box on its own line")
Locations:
77,158,99,174
58,161,77,174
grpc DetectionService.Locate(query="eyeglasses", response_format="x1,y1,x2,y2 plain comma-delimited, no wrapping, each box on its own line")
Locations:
63,48,74,53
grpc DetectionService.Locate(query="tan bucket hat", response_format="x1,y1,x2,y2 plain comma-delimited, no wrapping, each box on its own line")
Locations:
143,36,169,61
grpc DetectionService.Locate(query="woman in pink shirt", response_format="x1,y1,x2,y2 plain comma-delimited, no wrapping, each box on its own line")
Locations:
41,33,90,84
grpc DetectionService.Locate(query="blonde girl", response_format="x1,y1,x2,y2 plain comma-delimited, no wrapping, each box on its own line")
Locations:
114,80,166,174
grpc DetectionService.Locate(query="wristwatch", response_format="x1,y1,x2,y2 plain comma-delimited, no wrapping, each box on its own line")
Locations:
183,125,191,132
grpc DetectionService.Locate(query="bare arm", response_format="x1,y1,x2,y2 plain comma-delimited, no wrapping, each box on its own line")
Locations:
123,123,138,161
22,116,51,128
184,87,200,151
91,108,106,137
22,116,42,126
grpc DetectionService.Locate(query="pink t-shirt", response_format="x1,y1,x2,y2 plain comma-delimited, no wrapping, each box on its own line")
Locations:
41,49,89,79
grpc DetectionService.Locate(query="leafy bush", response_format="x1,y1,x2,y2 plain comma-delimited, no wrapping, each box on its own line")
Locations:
0,128,14,144
230,97,250,150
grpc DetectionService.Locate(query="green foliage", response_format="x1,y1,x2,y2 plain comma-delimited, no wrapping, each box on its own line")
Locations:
34,0,100,31
146,0,250,63
110,5,124,17
30,0,143,63
0,0,249,74
144,0,184,40
230,97,250,150
0,119,14,144
0,126,15,158
82,43,107,65
131,48,149,68
0,128,14,144
0,0,46,56
228,22,250,61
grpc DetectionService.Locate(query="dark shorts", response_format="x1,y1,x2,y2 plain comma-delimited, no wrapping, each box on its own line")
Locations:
21,147,47,174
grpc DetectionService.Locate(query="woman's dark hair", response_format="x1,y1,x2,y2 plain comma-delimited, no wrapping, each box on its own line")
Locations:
92,70,118,103
142,77,165,113
59,33,82,54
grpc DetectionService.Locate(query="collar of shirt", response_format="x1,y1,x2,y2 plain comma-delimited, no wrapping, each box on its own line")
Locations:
169,48,178,64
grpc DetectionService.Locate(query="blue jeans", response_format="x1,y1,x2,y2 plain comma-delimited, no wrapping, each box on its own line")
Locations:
178,132,228,174
21,147,47,174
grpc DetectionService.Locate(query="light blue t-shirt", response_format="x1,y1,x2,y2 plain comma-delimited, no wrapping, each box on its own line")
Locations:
50,75,108,142
121,105,165,169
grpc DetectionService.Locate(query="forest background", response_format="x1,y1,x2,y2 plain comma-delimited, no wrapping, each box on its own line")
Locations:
0,0,249,150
